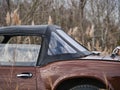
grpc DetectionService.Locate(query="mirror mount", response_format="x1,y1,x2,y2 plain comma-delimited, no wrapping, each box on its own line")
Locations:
110,53,116,59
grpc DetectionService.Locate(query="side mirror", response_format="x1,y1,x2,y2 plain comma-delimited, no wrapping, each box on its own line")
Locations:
110,53,116,59
111,46,120,58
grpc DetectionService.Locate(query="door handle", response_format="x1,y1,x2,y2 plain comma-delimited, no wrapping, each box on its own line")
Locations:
17,73,33,79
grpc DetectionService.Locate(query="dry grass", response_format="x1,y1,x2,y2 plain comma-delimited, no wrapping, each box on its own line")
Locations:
6,8,21,25
68,25,113,55
47,76,53,90
31,20,35,25
85,24,95,38
68,27,82,44
48,15,53,25
5,12,11,25
11,8,21,25
15,84,19,90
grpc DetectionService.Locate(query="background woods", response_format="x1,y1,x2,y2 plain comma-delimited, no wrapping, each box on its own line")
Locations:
0,0,120,54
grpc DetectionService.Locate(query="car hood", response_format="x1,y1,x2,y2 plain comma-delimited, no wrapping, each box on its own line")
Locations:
81,54,120,61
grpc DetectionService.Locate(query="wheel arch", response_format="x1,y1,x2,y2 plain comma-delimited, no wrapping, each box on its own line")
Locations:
53,76,107,90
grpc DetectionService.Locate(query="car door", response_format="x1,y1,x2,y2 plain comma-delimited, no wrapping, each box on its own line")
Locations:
0,66,36,90
0,35,42,90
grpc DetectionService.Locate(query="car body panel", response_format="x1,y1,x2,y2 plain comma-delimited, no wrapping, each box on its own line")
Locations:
39,60,120,90
81,54,120,61
0,66,36,90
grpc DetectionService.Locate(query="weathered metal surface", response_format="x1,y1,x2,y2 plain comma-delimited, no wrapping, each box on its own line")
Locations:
0,66,36,90
39,60,120,90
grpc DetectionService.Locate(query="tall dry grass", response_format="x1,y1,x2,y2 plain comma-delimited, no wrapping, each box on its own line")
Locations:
48,15,53,25
6,8,21,25
68,24,112,55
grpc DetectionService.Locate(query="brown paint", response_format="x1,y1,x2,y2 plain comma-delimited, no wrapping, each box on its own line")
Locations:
0,66,36,90
0,60,119,90
39,60,120,90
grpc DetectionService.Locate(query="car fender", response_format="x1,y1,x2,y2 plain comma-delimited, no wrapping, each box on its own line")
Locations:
39,60,119,90
52,72,112,90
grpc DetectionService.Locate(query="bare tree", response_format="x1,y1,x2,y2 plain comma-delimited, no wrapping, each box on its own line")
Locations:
0,0,120,53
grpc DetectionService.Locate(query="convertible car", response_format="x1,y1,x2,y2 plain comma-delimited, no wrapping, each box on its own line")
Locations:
0,25,119,90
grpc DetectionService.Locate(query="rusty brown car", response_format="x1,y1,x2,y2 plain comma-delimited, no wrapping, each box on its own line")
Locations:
0,25,119,90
